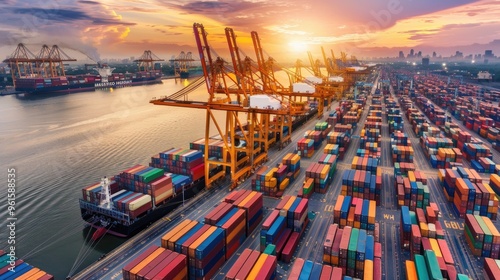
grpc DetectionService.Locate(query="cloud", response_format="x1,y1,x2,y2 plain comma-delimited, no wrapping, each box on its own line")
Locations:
79,0,100,5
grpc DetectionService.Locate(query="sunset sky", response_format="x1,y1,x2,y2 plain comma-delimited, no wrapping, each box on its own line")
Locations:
1,0,500,63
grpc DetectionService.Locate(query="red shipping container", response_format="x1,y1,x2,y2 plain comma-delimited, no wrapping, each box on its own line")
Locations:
320,265,333,280
288,258,304,280
255,254,277,280
225,248,252,280
144,250,180,280
282,232,300,263
122,246,158,280
235,250,261,280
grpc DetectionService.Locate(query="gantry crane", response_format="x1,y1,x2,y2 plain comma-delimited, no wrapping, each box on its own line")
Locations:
3,43,37,86
3,44,77,86
169,51,194,78
135,50,164,72
151,23,305,189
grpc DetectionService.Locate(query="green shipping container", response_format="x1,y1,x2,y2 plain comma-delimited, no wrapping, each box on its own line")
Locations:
142,168,164,183
348,228,359,262
410,211,418,225
456,274,469,280
264,244,276,255
424,250,443,280
414,254,430,280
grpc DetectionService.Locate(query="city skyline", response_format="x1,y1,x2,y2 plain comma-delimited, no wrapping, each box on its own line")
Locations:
1,0,500,62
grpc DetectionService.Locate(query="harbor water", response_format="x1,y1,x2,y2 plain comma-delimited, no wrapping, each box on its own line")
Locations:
0,78,225,278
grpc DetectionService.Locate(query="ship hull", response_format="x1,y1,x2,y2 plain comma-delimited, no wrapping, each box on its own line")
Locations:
15,77,163,95
80,178,204,237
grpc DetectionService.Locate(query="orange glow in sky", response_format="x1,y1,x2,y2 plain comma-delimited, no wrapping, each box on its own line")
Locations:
0,0,499,62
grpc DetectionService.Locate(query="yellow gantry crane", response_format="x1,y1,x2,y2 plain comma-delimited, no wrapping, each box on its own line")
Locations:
151,23,304,189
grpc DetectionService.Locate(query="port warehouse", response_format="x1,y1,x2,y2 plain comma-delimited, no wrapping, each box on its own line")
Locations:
51,68,500,279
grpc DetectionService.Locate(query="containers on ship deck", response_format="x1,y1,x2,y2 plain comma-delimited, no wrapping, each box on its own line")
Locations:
0,251,54,280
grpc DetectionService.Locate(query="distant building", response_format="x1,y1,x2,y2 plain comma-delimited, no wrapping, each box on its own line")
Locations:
432,51,437,58
398,51,404,59
485,50,494,58
408,49,415,58
422,57,430,66
417,51,422,58
455,51,463,58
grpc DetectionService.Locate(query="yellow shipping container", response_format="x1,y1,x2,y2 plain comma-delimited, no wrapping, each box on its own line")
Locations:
429,238,442,257
280,178,290,190
408,171,416,182
368,201,376,224
161,219,192,248
420,222,429,237
352,156,359,169
321,165,330,179
405,260,417,280
363,259,373,280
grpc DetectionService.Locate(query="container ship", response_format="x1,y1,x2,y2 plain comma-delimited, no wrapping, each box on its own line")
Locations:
79,149,217,238
14,65,162,94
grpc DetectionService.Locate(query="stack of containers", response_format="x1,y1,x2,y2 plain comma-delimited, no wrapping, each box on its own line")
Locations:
0,250,54,280
391,131,414,163
489,174,500,197
464,214,500,258
282,153,301,181
334,124,353,136
394,162,416,177
205,203,247,259
315,121,333,142
351,156,379,173
81,179,119,204
260,196,309,263
394,170,430,210
290,257,377,280
225,249,277,280
327,131,350,160
115,164,177,205
322,225,382,278
150,148,205,181
190,137,225,158
143,191,262,280
226,190,263,236
421,137,454,168
387,107,404,134
341,169,382,205
476,157,497,173
304,130,323,150
324,143,340,155
122,245,188,280
483,258,500,280
252,163,296,197
305,163,332,194
463,143,493,162
297,138,315,158
332,195,376,234
453,177,498,220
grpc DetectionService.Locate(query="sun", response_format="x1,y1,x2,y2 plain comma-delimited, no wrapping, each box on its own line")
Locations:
288,41,308,53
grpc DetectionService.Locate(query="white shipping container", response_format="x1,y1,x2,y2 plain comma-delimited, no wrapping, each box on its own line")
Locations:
249,95,281,110
329,76,344,82
305,76,322,84
292,82,315,93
